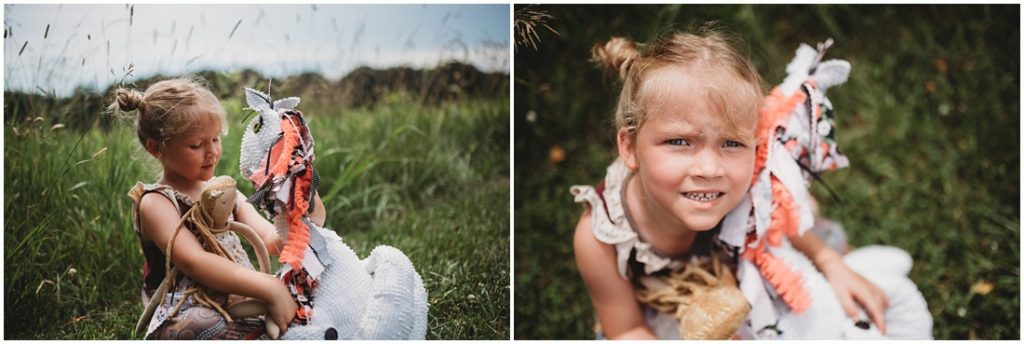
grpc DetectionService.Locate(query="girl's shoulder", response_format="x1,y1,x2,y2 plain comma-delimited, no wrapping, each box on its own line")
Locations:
129,182,165,203
570,158,687,278
570,157,629,212
569,157,635,244
129,182,195,217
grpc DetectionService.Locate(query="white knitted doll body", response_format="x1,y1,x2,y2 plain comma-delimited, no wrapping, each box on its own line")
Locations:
277,225,428,340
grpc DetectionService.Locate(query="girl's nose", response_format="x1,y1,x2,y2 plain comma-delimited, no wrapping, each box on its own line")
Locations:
691,148,724,179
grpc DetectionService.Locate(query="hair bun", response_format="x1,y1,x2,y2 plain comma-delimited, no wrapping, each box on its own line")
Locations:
115,88,145,112
593,37,640,79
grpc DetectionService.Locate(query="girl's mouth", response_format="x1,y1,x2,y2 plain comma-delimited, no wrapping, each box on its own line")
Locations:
682,192,723,202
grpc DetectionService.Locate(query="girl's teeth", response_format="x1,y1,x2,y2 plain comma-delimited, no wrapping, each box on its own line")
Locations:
685,192,721,202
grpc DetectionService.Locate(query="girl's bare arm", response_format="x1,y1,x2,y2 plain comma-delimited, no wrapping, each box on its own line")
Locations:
310,193,326,227
574,207,657,339
139,193,298,328
233,190,282,256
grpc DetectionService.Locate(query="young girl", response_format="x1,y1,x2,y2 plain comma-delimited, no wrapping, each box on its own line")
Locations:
571,30,932,339
116,77,326,339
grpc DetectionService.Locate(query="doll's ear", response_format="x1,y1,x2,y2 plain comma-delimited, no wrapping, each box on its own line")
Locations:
144,138,162,159
244,88,272,111
273,97,300,110
813,60,851,94
617,128,639,171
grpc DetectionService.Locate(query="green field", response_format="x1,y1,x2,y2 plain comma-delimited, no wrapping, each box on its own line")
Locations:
514,4,1019,339
4,86,510,339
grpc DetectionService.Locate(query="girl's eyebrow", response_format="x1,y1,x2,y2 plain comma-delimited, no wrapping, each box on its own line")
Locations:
653,118,702,136
182,135,213,143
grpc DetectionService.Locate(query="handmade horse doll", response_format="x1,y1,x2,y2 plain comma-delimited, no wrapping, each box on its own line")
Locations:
715,39,929,339
233,87,428,340
721,38,854,319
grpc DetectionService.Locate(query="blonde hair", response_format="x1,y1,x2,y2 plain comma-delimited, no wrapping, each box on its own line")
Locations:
593,28,763,141
109,76,226,150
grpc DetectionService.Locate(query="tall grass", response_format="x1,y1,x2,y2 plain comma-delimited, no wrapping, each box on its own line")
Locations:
4,114,144,338
4,91,509,339
514,4,1018,339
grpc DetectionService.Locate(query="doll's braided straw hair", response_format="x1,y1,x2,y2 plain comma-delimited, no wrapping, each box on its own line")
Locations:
635,254,750,339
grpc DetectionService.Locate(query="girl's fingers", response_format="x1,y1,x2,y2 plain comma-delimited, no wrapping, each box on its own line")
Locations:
865,300,886,335
856,289,887,335
838,289,860,319
274,314,290,335
876,287,889,334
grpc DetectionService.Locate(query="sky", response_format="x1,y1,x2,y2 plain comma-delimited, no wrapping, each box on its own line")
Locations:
3,4,510,96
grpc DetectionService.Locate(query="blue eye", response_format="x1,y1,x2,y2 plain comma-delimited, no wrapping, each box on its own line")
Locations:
667,139,690,146
723,140,745,148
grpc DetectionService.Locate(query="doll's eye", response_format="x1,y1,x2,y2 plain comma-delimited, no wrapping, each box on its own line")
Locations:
253,116,263,133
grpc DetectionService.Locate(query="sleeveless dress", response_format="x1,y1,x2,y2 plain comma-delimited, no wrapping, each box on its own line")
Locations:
128,182,270,340
571,158,934,339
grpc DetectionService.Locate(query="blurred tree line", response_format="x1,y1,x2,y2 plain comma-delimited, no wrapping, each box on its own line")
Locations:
4,61,509,131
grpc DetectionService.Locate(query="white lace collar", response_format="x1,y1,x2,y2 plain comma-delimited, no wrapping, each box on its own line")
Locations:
570,158,686,279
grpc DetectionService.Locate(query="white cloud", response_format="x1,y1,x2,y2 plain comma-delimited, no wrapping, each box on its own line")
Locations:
3,4,508,96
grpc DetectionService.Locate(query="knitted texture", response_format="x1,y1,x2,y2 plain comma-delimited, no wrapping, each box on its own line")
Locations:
240,88,428,339
278,228,429,340
757,245,932,339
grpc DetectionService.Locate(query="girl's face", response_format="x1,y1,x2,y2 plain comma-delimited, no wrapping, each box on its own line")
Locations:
158,121,223,183
620,66,757,233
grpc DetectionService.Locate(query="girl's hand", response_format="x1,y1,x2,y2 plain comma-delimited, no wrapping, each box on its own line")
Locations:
264,276,298,334
789,230,889,334
818,257,889,334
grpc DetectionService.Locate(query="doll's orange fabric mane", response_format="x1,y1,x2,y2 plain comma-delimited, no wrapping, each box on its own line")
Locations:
260,116,312,270
744,86,811,314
